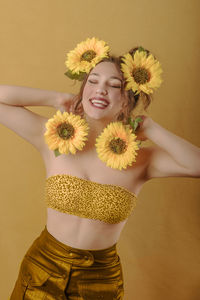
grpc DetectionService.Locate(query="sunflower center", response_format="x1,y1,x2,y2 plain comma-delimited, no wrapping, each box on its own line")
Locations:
132,67,150,84
109,137,127,154
57,123,75,140
81,50,96,62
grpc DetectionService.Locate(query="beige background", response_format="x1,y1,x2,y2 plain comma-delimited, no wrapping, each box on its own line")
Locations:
0,0,200,299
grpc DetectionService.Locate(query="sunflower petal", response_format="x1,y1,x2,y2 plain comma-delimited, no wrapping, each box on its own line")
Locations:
44,111,89,156
95,122,139,170
121,48,163,95
65,37,110,75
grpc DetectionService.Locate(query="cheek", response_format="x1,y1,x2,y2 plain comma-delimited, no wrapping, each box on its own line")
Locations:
112,87,122,96
82,84,92,99
112,90,123,104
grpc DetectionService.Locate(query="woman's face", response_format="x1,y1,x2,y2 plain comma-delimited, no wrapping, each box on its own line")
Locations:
82,62,126,122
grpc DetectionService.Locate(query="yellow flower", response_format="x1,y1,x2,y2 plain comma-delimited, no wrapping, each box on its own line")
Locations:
95,122,140,170
65,37,110,74
44,110,89,156
121,49,163,95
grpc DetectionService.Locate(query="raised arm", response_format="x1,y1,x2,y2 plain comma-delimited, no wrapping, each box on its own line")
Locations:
135,116,200,179
0,85,74,108
0,85,74,152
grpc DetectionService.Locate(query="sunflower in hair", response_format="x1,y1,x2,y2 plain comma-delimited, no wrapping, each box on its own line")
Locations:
95,122,140,170
65,37,110,77
121,48,163,95
44,111,89,156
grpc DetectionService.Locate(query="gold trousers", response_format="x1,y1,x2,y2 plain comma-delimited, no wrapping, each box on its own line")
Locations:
9,226,124,299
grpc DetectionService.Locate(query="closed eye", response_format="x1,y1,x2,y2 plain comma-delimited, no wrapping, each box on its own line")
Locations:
88,80,121,88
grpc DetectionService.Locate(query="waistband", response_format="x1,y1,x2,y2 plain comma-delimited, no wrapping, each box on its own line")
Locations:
26,226,119,266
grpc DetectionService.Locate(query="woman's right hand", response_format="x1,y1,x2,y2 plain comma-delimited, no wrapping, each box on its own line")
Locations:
55,93,75,113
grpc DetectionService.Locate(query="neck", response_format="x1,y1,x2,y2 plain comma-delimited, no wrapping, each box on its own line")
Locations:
83,113,113,148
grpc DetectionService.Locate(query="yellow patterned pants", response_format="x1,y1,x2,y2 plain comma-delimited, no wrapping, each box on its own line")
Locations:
9,226,124,299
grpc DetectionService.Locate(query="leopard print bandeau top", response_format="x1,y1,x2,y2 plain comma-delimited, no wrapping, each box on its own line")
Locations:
44,174,138,224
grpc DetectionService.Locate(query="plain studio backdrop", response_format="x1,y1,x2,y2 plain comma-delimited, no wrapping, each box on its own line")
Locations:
0,0,200,299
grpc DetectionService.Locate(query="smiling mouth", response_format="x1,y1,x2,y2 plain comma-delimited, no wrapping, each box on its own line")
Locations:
89,99,109,109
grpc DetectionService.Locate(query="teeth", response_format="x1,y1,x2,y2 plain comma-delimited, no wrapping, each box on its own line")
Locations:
92,103,106,108
91,99,108,106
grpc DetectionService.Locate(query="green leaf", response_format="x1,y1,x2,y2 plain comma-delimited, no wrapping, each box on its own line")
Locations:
54,149,61,157
135,117,143,121
128,117,135,127
64,69,86,81
138,46,145,53
128,117,135,132
128,117,143,132
134,117,143,131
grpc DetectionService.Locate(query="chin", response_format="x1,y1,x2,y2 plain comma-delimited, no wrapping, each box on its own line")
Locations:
85,112,107,121
83,102,118,123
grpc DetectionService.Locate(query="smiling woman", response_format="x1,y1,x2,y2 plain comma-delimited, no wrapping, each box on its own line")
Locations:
82,62,125,123
70,56,143,124
3,37,200,300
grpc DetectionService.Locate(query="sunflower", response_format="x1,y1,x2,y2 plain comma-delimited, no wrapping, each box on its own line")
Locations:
121,48,163,95
65,37,110,75
44,110,89,156
95,122,140,170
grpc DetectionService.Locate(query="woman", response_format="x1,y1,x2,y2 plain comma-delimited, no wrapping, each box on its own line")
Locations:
1,38,199,299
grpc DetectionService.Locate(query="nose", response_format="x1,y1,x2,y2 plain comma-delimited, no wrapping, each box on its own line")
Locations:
96,87,108,96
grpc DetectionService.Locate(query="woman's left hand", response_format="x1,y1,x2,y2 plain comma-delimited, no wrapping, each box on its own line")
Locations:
133,115,152,141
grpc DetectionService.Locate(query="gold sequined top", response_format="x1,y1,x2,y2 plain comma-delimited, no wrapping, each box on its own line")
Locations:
45,174,138,224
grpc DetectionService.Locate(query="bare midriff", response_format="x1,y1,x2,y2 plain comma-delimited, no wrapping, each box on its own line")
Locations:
46,207,128,250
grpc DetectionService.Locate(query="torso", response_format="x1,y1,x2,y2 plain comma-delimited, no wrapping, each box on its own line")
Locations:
39,118,151,250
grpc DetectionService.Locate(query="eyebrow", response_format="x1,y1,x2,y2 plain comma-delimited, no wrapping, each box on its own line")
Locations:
89,72,122,82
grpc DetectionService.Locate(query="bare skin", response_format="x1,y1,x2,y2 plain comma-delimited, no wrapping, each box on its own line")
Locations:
42,62,151,250
0,62,151,250
1,62,199,250
41,130,150,250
